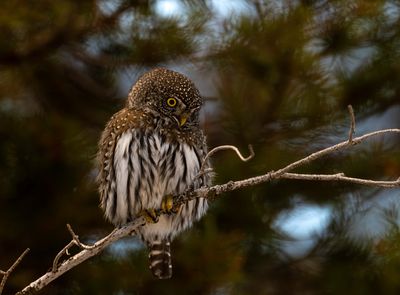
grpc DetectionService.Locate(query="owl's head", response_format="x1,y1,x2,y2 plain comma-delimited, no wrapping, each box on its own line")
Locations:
127,68,203,128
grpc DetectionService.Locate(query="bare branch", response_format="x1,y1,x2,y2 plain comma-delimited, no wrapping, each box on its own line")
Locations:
174,128,400,205
280,172,400,188
348,105,356,142
15,117,400,294
0,248,30,294
17,218,144,295
273,128,400,177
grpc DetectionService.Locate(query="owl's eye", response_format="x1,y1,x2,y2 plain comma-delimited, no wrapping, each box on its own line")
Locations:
166,97,177,107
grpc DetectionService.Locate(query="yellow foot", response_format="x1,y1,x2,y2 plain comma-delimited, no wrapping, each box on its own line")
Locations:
139,209,159,223
162,195,182,214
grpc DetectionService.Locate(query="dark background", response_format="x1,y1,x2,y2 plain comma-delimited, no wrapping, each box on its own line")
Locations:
1,0,400,294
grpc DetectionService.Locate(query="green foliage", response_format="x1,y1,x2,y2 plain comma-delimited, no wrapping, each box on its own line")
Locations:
1,0,400,294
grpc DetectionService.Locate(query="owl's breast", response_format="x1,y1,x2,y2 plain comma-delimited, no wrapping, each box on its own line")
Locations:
109,129,203,224
141,130,202,208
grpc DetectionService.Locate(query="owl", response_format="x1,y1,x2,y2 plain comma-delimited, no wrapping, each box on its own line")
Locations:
97,68,211,279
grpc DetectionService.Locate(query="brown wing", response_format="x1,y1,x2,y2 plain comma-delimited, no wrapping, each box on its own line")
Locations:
96,108,142,215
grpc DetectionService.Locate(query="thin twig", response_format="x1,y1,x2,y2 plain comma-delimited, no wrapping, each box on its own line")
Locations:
348,105,356,142
52,242,76,272
196,144,254,178
0,248,30,294
273,129,400,177
66,224,93,250
280,172,400,188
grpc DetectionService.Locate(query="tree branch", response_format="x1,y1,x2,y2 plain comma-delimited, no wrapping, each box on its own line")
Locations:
17,219,144,295
0,248,30,295
14,107,400,294
280,172,400,188
173,128,400,207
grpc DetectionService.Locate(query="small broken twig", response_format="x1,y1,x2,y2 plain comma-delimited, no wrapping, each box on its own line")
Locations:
348,105,355,142
0,248,30,294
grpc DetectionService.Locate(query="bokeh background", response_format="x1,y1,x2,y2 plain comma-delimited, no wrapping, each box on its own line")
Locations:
1,0,400,294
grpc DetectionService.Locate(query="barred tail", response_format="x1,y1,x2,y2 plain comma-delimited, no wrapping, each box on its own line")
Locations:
148,240,172,279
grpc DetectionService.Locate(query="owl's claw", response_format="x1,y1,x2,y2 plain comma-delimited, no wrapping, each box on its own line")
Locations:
139,209,159,223
161,195,178,214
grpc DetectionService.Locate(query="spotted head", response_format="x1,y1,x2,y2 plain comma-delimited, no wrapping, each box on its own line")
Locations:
127,68,203,128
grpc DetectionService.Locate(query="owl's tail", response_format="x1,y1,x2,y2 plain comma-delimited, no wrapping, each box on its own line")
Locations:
148,239,172,279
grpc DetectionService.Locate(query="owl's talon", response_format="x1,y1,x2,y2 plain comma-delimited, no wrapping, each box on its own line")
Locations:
139,209,159,223
161,195,175,214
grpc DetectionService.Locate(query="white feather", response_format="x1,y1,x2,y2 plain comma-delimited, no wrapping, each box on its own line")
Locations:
113,131,133,222
112,130,208,240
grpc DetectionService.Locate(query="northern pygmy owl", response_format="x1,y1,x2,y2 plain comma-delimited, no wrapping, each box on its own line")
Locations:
97,68,211,279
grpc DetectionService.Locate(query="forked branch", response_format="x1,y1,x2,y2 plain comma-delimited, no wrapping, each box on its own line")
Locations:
0,248,30,295
14,106,400,294
52,224,95,272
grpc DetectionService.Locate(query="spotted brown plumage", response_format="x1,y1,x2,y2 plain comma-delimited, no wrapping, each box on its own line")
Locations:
97,68,211,279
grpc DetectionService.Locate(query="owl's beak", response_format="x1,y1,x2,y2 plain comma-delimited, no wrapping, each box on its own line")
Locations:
179,114,188,127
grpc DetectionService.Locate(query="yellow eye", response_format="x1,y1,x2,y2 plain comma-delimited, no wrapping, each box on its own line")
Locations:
166,97,177,107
